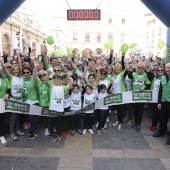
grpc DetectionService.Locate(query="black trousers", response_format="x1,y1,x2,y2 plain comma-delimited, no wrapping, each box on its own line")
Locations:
133,103,144,125
70,113,82,130
97,109,108,130
159,102,170,134
83,113,94,129
49,116,63,135
127,103,134,120
116,104,124,124
0,113,6,136
150,103,160,127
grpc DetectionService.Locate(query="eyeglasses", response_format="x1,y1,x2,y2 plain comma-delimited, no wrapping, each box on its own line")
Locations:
138,67,144,69
54,70,61,72
157,69,164,72
23,72,30,75
40,74,46,77
77,65,82,66
6,66,12,68
101,72,106,75
11,62,17,65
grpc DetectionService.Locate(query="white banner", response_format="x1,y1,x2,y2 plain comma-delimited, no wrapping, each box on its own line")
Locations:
0,90,158,117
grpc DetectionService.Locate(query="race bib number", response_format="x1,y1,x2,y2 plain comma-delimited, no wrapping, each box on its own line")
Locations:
54,97,62,105
64,94,70,102
72,100,81,107
134,79,144,85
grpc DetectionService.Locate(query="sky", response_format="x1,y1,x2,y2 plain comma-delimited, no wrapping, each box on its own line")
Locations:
22,0,150,29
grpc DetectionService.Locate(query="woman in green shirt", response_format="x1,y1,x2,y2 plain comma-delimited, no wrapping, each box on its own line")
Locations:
0,68,10,144
33,66,50,136
22,66,39,139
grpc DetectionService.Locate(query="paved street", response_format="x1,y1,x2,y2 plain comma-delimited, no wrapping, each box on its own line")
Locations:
0,110,170,170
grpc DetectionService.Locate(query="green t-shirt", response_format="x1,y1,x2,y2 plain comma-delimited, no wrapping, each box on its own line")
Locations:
132,72,151,91
22,76,39,102
37,80,49,107
0,78,10,98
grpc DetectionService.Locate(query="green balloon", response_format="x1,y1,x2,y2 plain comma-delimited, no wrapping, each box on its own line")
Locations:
54,50,63,57
104,40,113,49
158,41,164,49
58,47,63,52
129,43,135,49
50,49,55,55
103,46,109,51
46,36,54,45
121,43,128,53
67,48,73,55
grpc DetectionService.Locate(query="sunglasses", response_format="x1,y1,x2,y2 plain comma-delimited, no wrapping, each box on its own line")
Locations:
77,65,82,66
54,70,61,72
40,74,46,77
101,72,106,75
6,66,12,68
23,72,30,75
11,62,17,65
138,67,144,69
157,69,164,72
107,68,112,70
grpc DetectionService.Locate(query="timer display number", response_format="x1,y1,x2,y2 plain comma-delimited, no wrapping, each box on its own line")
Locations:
67,9,101,20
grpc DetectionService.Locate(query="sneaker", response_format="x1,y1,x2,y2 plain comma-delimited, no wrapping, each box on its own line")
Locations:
44,128,50,136
83,129,87,135
101,128,107,133
97,130,101,136
10,133,18,141
27,122,31,128
16,130,24,136
66,131,70,136
51,135,57,142
95,122,99,128
0,136,6,144
88,129,94,134
113,121,119,126
23,122,29,129
150,126,157,131
57,135,63,140
106,117,109,122
77,129,82,135
28,133,37,140
104,123,107,129
131,123,137,128
118,124,122,130
62,131,67,136
127,120,132,125
136,125,141,132
71,129,76,136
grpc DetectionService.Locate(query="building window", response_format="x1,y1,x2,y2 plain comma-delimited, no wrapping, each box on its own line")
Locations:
108,33,113,41
120,33,125,43
159,28,162,35
122,19,125,25
109,18,112,24
85,33,90,42
152,30,155,37
73,33,78,42
97,33,101,42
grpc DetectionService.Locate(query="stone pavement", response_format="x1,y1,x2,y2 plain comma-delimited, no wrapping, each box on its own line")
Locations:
0,110,170,170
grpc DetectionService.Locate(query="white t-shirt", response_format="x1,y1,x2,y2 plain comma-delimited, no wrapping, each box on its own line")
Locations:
98,91,108,110
83,91,98,113
70,91,82,111
10,75,23,100
49,84,64,112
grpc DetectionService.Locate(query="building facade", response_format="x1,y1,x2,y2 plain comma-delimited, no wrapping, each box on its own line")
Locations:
145,13,167,58
0,6,46,57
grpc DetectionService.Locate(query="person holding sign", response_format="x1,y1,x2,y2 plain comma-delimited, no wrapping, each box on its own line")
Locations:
153,63,170,145
0,67,10,144
128,62,151,132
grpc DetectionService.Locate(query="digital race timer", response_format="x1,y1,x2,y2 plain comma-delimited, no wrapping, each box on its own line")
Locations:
67,9,101,20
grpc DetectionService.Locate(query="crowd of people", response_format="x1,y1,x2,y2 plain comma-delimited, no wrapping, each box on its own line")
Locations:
0,46,170,146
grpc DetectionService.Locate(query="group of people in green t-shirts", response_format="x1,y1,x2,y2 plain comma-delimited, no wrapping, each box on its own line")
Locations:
0,48,170,145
